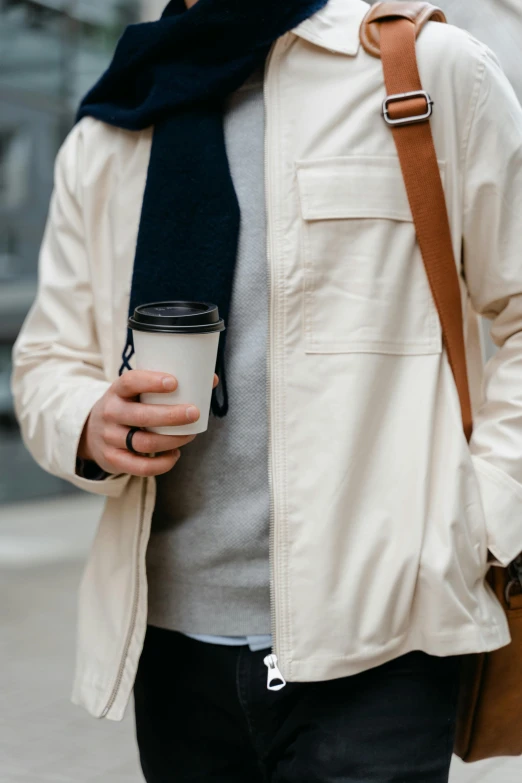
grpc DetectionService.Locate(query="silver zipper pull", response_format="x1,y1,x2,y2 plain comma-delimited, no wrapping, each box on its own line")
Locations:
263,654,287,691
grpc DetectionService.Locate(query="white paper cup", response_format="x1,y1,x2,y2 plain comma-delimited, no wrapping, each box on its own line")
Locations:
129,301,226,436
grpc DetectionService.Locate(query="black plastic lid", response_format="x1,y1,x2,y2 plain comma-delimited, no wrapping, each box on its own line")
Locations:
128,301,225,335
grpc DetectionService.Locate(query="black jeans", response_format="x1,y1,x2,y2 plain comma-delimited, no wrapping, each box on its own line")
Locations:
133,625,461,783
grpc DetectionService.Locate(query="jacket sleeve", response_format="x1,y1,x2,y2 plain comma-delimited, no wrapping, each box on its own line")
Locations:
463,45,522,567
11,126,130,498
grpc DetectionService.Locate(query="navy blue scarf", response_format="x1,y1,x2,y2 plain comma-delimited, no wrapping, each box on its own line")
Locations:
77,0,327,417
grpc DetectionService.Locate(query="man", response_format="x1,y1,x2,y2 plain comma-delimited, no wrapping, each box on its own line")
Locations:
11,0,522,780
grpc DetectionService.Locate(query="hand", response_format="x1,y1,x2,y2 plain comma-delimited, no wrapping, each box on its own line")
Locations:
78,370,219,477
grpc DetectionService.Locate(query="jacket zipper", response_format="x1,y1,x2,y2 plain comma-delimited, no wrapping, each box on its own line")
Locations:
103,40,286,709
264,36,287,693
100,477,148,718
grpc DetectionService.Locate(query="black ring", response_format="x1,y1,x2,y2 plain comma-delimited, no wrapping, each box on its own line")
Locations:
126,427,142,456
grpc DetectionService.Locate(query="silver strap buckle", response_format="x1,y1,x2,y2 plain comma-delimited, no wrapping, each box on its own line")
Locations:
382,90,434,127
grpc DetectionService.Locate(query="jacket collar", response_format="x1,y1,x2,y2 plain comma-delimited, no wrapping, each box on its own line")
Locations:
292,0,369,56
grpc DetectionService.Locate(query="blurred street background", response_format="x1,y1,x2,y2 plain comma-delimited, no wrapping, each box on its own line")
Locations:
1,1,522,781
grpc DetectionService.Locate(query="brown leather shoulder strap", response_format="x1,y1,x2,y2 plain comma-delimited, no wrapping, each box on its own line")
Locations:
361,2,446,58
360,3,473,443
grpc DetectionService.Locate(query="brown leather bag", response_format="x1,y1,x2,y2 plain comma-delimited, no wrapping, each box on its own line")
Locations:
360,1,522,763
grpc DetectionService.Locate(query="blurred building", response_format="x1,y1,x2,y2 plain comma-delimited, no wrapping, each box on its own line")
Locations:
0,0,139,502
141,0,164,20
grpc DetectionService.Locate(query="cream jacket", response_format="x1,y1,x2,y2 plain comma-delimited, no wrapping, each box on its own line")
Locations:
12,0,522,721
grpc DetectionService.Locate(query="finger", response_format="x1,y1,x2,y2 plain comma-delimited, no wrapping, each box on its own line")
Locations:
104,424,197,454
114,370,178,399
104,447,182,478
213,374,219,389
107,400,200,429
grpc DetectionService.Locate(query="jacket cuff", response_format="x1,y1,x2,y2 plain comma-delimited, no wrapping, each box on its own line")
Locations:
54,380,130,499
472,455,522,567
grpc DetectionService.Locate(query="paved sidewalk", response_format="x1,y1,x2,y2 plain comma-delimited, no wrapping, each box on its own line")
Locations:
1,495,520,782
0,496,141,783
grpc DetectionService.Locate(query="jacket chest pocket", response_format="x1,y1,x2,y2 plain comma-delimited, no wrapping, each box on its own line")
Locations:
296,156,443,355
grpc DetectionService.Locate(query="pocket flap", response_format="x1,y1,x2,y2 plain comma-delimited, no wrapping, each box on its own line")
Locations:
296,156,445,223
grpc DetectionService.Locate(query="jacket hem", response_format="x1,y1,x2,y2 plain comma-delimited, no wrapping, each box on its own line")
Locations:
70,617,510,721
71,676,111,720
284,622,510,683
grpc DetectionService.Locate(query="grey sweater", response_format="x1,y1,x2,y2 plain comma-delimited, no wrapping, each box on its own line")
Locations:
146,68,272,635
